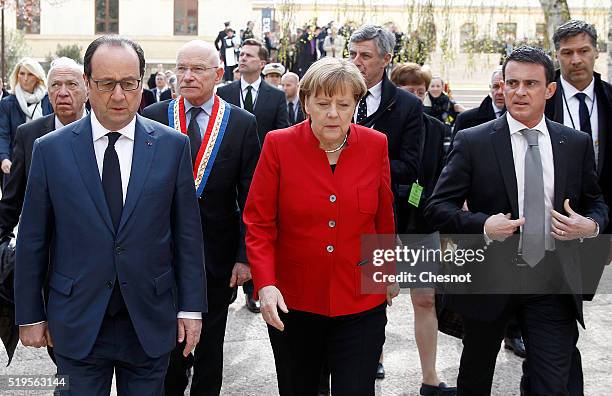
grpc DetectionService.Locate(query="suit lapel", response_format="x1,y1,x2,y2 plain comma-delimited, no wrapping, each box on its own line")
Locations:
254,81,269,114
117,115,157,234
232,81,242,107
43,114,55,134
490,115,519,218
595,76,608,175
547,120,567,212
71,116,115,235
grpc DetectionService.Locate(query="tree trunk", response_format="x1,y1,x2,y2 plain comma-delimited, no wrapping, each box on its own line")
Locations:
539,0,571,52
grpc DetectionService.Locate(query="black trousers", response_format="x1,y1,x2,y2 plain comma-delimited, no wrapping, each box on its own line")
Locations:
164,281,236,396
521,345,584,396
268,303,387,396
55,311,170,395
457,294,577,396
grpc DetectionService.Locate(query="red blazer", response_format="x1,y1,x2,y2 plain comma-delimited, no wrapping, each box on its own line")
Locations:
244,121,395,317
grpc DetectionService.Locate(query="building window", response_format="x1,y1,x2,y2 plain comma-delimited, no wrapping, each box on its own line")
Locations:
174,0,198,35
96,0,119,34
460,23,476,50
536,23,547,42
497,23,517,41
16,0,41,34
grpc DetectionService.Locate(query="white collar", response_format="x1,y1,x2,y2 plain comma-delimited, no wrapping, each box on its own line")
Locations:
184,95,215,116
368,80,383,100
287,96,299,106
241,76,262,93
507,111,549,138
491,101,504,115
560,75,595,102
91,110,136,142
55,107,88,129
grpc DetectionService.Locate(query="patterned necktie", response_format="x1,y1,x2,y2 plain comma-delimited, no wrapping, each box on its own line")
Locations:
187,107,203,164
521,129,545,267
244,86,254,113
288,101,296,125
356,91,370,124
574,92,592,134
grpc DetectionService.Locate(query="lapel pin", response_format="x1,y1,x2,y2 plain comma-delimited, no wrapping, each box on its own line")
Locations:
146,141,152,146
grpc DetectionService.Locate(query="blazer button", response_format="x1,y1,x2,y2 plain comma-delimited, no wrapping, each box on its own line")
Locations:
326,245,334,253
328,220,336,228
329,195,337,203
115,246,123,255
106,281,113,289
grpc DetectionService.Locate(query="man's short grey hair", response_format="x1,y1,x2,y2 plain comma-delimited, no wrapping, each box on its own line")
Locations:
349,25,396,58
47,57,84,81
553,20,598,51
490,68,503,86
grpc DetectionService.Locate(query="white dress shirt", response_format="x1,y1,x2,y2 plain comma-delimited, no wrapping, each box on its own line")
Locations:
240,76,262,109
507,112,556,251
354,79,383,122
184,96,215,138
559,76,599,165
287,97,300,123
92,111,200,321
491,101,504,119
54,107,88,130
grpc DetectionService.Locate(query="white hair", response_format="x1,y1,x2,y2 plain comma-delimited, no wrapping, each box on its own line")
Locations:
47,57,84,81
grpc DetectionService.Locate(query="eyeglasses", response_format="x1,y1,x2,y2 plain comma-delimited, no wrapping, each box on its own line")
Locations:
90,78,142,92
176,65,219,76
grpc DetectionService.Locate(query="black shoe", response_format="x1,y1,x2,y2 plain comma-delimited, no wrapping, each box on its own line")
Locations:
504,336,527,358
420,382,457,396
245,293,261,313
376,362,385,379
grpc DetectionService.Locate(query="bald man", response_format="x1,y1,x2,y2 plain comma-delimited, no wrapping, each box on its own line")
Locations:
142,40,260,396
281,72,305,125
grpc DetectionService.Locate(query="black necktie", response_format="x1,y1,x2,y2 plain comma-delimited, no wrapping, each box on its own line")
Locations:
102,132,125,316
102,132,123,231
187,107,203,163
288,101,296,125
244,86,254,113
575,92,592,134
356,91,370,124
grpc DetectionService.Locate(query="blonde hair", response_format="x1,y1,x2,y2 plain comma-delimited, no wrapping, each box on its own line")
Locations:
10,57,47,91
298,57,367,112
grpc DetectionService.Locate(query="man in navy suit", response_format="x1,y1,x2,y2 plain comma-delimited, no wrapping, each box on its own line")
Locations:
14,35,206,395
426,46,608,395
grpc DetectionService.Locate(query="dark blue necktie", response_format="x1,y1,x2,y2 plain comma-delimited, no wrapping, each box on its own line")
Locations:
575,92,592,134
102,132,125,316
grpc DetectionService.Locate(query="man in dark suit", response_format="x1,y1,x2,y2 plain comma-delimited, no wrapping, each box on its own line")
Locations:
348,25,423,218
217,38,288,313
537,20,612,396
281,72,304,125
15,36,206,395
0,57,88,365
150,72,171,103
454,69,505,133
142,40,260,396
425,46,608,396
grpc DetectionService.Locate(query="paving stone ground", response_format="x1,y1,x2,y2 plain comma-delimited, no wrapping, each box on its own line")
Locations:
1,292,611,395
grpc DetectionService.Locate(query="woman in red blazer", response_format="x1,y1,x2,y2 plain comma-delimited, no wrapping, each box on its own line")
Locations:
244,57,397,395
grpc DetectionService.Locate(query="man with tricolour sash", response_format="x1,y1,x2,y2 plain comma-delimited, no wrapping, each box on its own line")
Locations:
142,40,260,396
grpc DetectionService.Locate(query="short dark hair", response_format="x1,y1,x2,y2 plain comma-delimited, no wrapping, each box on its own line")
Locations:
242,39,269,61
553,20,598,51
502,45,555,85
84,35,146,79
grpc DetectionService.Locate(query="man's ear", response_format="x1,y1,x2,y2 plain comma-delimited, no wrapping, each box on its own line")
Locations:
382,53,392,68
545,81,557,100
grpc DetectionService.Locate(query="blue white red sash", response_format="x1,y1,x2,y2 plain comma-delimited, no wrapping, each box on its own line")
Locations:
167,95,231,198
